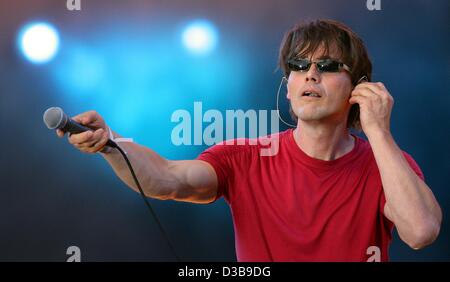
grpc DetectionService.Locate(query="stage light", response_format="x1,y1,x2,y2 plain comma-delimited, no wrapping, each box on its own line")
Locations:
18,22,60,64
182,20,218,55
49,24,247,157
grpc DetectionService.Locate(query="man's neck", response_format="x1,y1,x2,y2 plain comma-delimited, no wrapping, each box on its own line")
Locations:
293,121,355,161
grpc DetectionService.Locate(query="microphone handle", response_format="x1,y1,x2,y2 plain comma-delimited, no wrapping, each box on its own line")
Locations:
62,119,92,134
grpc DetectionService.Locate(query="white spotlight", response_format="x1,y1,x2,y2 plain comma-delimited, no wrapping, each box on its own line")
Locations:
18,22,60,64
182,20,218,55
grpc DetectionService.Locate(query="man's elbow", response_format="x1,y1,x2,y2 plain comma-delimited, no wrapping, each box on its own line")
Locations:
405,219,441,250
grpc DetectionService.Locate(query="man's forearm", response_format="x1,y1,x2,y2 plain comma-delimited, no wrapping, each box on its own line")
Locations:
99,131,177,199
367,130,442,248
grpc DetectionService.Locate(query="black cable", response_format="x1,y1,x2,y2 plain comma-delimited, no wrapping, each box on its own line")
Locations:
109,141,181,262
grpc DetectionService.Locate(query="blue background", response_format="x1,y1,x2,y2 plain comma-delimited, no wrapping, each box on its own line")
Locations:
0,0,448,261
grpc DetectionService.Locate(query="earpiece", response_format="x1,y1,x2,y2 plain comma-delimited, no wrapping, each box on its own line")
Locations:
357,75,368,84
276,76,297,128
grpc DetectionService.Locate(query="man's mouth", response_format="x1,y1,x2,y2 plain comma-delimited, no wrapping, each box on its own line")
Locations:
302,91,322,98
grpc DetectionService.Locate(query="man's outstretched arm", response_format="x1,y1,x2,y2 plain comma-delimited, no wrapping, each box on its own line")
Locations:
100,137,218,204
57,110,218,204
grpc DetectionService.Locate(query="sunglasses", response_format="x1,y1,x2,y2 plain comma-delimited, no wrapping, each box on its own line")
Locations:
287,58,351,73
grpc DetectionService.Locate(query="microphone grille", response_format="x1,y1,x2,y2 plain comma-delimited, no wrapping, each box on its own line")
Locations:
43,107,65,129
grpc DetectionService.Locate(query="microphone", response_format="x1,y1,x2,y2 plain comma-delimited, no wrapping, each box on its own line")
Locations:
43,107,116,148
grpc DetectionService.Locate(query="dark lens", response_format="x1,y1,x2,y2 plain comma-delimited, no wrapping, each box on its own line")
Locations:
317,60,341,72
287,59,310,72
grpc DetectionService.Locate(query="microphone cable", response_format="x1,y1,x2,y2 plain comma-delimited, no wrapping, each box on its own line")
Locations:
107,140,181,261
43,107,180,261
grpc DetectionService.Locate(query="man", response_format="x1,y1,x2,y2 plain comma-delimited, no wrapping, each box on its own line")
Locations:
57,19,441,261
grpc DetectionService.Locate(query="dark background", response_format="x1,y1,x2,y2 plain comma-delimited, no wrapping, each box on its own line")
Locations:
0,0,448,261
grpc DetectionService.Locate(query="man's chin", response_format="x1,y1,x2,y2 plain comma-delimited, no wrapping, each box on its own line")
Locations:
294,108,329,122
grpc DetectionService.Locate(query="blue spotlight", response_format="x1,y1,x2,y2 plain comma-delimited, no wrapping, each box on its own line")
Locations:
18,22,60,64
182,20,218,55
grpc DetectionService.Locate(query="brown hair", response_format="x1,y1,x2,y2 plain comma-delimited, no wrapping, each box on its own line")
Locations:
278,19,372,130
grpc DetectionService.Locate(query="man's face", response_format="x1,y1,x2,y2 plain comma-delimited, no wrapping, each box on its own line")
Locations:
287,46,353,126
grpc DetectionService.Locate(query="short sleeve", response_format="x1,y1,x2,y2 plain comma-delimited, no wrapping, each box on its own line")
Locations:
196,142,238,203
402,152,425,181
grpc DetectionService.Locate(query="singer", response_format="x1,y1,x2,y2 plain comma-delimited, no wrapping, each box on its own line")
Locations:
56,19,441,262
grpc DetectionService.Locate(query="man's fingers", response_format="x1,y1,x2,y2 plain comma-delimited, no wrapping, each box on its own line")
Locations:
349,95,365,105
81,114,95,125
352,84,378,98
68,130,94,145
56,129,65,138
72,111,98,125
91,133,110,152
78,129,109,153
71,128,105,146
82,129,105,147
71,114,83,124
60,110,109,154
354,82,387,97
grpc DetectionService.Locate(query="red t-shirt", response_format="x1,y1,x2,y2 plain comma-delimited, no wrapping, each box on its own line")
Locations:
196,129,425,262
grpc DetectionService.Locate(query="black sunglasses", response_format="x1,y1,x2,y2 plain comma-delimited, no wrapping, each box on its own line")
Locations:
287,58,351,73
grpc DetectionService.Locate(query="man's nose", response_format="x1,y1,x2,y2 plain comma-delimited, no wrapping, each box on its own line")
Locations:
305,63,321,83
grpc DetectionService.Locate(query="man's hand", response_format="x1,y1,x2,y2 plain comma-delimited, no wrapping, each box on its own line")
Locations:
56,110,110,154
349,82,394,138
